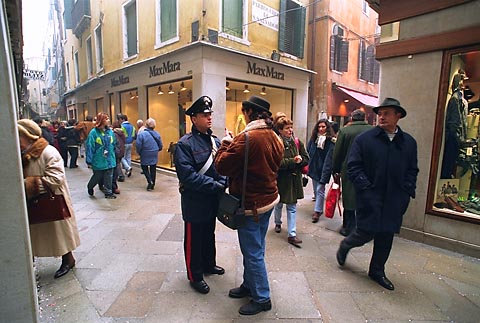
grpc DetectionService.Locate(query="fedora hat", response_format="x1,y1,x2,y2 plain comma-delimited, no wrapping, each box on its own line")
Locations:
242,96,271,116
185,96,213,116
373,97,407,118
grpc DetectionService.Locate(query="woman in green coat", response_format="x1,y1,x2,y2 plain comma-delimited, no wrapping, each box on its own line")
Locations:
273,116,309,247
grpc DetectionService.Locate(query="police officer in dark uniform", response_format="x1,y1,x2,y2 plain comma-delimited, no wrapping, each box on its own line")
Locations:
174,96,227,294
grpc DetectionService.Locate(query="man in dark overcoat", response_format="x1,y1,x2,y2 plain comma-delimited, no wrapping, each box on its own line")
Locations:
336,98,419,291
174,96,227,294
332,109,373,236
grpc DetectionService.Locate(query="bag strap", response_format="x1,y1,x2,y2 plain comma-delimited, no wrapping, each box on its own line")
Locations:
146,130,162,150
198,136,218,175
240,132,249,210
40,178,55,197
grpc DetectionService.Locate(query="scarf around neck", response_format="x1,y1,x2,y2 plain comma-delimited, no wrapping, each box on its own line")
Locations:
22,137,49,167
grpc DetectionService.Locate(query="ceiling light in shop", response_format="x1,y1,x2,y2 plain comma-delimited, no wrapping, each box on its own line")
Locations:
243,85,250,93
168,84,175,94
157,86,164,95
180,82,187,91
260,87,266,95
225,82,230,91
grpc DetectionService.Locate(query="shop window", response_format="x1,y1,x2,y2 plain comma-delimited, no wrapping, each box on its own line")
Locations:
156,0,178,47
221,0,246,40
86,36,93,77
330,24,349,72
278,0,306,59
123,0,138,59
94,24,104,72
430,47,480,222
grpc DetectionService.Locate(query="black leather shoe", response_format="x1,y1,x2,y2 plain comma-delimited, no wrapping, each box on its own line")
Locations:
368,273,395,290
190,280,210,294
239,299,272,315
339,228,349,236
54,262,75,279
204,265,225,275
228,284,251,298
336,245,348,266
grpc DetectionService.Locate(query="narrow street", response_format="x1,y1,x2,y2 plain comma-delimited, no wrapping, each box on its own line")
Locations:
36,163,480,323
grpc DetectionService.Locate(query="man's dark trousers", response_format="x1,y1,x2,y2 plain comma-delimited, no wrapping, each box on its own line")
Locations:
184,217,216,282
340,228,394,276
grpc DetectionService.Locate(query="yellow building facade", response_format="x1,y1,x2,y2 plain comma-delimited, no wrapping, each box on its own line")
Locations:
63,0,311,170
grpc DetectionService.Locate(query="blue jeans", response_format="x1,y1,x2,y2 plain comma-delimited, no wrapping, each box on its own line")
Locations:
121,143,133,171
313,180,326,213
87,168,114,196
237,208,272,303
274,202,297,237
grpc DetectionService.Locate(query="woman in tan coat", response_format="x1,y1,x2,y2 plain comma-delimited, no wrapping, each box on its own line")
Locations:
18,119,80,279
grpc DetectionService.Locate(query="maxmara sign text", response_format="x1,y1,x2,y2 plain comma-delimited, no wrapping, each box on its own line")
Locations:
149,61,181,77
246,61,284,80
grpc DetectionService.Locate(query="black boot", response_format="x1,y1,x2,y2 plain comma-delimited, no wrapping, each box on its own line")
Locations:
54,252,75,279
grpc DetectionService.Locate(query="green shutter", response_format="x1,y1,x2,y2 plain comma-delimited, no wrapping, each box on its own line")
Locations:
278,0,287,53
223,0,242,38
294,6,306,58
126,2,137,56
161,0,176,42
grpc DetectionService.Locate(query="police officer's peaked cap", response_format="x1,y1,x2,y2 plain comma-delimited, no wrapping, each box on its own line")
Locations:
185,96,213,116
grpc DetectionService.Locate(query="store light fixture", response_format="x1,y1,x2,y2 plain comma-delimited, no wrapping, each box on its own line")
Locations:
243,85,250,93
343,99,349,103
157,86,164,95
260,87,267,96
180,81,187,91
225,81,230,91
168,84,175,94
130,91,138,99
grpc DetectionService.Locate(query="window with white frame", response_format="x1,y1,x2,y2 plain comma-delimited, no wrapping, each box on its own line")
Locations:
74,51,80,85
156,0,178,47
221,0,246,40
94,24,104,71
86,36,93,77
362,0,369,16
123,0,138,59
330,24,349,72
279,0,306,58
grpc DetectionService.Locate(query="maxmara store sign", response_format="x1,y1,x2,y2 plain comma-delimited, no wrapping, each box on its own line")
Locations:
246,61,284,80
149,61,181,78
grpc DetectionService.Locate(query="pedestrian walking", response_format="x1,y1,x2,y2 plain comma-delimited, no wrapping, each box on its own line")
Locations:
136,118,163,191
332,109,372,236
18,119,80,279
174,96,227,295
272,115,309,247
118,114,135,178
336,98,419,291
307,119,335,223
85,112,117,199
215,96,284,315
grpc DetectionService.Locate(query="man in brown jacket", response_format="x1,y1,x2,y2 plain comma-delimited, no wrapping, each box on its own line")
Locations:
215,96,284,316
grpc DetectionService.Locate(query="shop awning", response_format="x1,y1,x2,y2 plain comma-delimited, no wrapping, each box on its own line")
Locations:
336,86,378,107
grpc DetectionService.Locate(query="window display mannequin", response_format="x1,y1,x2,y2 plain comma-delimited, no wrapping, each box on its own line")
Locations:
441,70,469,179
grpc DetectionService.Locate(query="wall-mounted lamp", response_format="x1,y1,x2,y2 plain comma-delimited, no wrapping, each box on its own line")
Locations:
243,85,250,93
157,86,164,95
260,87,267,96
343,99,349,103
168,84,175,94
180,81,187,91
225,81,230,91
271,50,280,62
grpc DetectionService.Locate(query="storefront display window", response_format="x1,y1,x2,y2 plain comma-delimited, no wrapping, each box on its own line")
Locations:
120,89,140,160
430,47,480,222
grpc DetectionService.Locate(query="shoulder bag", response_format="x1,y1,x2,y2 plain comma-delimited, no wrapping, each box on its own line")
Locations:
27,179,71,225
216,132,249,230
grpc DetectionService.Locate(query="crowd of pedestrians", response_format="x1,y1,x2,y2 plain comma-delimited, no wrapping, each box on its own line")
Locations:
20,95,417,316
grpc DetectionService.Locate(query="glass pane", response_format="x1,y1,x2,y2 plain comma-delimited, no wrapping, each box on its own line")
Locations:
435,49,480,219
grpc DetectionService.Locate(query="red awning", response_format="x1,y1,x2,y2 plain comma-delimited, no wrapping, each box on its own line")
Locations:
336,86,378,107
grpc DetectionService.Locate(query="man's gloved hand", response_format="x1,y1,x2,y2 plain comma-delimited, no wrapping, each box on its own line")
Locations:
214,181,226,193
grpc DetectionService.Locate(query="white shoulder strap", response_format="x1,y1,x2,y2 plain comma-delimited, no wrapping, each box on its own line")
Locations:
198,136,217,175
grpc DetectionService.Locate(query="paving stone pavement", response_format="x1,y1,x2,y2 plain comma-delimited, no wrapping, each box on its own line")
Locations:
35,163,480,323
